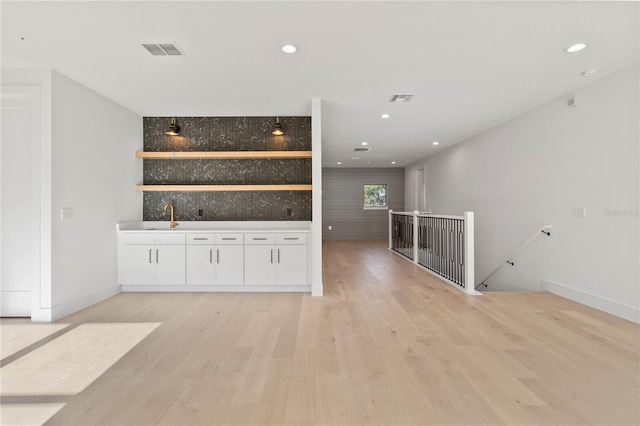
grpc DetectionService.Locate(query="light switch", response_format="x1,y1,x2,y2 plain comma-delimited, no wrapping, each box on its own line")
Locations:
572,207,586,218
61,208,72,221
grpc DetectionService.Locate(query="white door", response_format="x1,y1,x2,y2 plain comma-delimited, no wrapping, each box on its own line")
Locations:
244,245,276,285
276,245,308,285
1,88,40,317
215,245,243,285
186,245,215,285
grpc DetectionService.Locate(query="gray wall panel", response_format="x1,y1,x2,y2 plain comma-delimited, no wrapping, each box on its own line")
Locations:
322,168,404,240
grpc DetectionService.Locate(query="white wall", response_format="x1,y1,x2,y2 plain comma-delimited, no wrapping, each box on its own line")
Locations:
49,71,142,318
406,64,639,323
2,69,141,321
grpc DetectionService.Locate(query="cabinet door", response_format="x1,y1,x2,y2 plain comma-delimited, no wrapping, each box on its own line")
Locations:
154,245,186,285
186,245,215,285
276,245,308,285
244,245,276,285
215,245,243,285
123,245,155,285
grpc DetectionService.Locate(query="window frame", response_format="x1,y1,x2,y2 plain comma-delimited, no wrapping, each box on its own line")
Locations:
363,183,389,210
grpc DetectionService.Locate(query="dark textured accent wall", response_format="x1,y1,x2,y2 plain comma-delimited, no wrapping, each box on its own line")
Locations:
142,117,312,221
143,117,311,151
322,168,405,240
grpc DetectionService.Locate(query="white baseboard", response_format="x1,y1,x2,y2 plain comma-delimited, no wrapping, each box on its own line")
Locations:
312,283,324,297
122,285,312,293
49,285,121,322
542,279,639,324
0,291,31,317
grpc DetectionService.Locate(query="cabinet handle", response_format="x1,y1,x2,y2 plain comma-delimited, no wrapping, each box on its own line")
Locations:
193,237,209,241
209,248,213,264
277,248,280,263
253,237,268,241
156,249,159,263
270,249,274,264
148,248,152,264
221,237,236,241
284,237,299,240
217,249,220,264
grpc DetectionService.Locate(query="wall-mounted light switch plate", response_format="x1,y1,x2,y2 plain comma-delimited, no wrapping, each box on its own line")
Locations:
61,208,72,221
328,225,332,231
572,207,586,218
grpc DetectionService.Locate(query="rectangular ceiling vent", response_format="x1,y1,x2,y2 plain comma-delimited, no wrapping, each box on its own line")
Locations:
389,94,414,103
142,43,184,56
354,147,370,152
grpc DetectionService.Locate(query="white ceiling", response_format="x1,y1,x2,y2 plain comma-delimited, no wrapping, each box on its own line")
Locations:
2,1,638,167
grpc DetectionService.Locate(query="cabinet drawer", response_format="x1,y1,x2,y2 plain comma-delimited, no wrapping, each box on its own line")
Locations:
214,233,244,245
155,233,186,245
276,233,307,245
124,233,155,245
244,233,275,244
187,234,215,245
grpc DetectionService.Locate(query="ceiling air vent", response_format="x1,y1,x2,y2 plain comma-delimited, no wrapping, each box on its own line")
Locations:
142,43,184,56
354,147,370,152
389,94,414,103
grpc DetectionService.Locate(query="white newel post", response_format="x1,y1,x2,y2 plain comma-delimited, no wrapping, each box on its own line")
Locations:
388,210,393,250
463,211,475,294
413,210,419,263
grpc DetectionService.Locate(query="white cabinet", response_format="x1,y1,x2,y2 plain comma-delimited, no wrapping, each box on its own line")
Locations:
119,229,308,289
214,234,244,285
244,245,277,285
244,233,307,285
186,234,243,285
122,233,185,285
276,244,308,285
186,245,214,284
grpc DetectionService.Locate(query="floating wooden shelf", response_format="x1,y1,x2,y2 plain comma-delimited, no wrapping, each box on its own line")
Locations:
136,151,312,159
136,184,312,192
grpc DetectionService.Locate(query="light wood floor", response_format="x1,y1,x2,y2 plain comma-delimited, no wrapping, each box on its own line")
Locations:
2,240,639,425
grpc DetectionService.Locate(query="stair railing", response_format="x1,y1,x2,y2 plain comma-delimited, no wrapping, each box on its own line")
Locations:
477,225,552,289
389,210,478,295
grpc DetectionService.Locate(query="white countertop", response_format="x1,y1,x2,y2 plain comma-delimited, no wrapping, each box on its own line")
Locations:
117,221,312,232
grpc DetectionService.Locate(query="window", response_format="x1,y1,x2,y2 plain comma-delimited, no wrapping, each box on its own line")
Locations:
363,184,388,209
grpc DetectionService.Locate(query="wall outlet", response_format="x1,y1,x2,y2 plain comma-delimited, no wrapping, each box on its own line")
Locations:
572,207,586,218
61,208,72,221
328,225,332,231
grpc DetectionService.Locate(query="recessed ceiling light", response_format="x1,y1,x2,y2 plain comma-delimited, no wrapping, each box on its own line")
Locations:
391,161,397,165
336,161,342,165
380,114,390,119
432,141,440,146
281,44,297,54
565,43,587,53
581,68,598,78
361,141,368,146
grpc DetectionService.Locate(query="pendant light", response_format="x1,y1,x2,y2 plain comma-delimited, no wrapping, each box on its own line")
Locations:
165,117,180,136
271,117,284,136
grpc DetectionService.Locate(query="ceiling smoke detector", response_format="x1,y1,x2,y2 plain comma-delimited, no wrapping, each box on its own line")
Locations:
389,94,414,103
142,43,184,56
